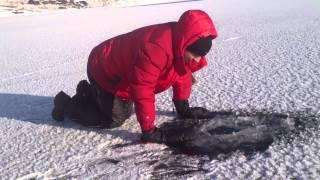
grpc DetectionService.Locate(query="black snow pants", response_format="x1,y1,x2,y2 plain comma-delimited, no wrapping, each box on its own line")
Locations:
65,72,133,128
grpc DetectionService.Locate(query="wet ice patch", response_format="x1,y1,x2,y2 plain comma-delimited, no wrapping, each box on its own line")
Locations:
160,110,319,157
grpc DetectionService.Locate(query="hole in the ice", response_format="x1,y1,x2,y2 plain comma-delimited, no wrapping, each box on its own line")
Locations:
208,126,240,135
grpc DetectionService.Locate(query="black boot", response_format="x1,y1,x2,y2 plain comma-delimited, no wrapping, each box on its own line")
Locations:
64,80,103,127
52,91,71,121
76,80,92,97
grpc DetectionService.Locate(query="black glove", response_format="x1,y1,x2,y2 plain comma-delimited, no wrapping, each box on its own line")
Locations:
173,99,210,119
141,126,195,144
141,127,167,143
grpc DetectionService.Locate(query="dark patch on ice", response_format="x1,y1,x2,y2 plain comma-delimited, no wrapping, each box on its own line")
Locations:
154,163,168,170
110,142,140,149
159,109,320,157
148,110,320,179
149,153,209,179
208,126,240,135
106,158,121,164
148,160,159,166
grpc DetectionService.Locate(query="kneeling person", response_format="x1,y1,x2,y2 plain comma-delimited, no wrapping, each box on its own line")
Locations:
52,10,218,143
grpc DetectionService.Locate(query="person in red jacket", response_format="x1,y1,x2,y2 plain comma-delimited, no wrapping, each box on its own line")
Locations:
52,9,218,143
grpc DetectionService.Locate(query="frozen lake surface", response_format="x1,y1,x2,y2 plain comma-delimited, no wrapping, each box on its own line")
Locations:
1,0,320,179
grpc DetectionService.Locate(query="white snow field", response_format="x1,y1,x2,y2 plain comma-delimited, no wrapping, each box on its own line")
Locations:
1,0,320,179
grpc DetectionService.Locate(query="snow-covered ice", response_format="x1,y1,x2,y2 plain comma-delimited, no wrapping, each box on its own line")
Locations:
1,0,320,179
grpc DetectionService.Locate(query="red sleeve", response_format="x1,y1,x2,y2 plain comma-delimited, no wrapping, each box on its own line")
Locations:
172,57,207,100
172,70,192,100
129,43,167,132
189,57,208,73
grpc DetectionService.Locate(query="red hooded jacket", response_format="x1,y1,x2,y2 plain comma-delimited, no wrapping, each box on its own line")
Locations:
88,10,218,132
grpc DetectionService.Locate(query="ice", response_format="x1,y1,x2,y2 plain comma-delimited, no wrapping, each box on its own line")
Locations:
1,0,320,179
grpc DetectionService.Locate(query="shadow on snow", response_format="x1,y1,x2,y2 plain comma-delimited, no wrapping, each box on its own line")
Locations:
0,93,142,142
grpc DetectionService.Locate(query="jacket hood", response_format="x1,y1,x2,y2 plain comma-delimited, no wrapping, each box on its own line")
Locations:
173,10,218,75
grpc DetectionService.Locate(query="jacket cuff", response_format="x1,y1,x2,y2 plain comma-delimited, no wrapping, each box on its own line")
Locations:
139,118,155,133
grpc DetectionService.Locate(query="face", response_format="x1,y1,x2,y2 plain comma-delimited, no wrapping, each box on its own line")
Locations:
185,50,202,64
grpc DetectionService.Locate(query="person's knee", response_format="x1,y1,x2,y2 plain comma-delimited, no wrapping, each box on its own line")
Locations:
100,97,133,128
113,96,133,120
100,116,126,129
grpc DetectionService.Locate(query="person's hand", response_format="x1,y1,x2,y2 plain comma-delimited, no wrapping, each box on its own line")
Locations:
188,107,210,119
173,99,210,119
141,127,167,143
141,126,196,144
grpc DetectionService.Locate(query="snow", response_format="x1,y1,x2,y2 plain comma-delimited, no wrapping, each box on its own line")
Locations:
1,0,320,179
113,0,203,7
